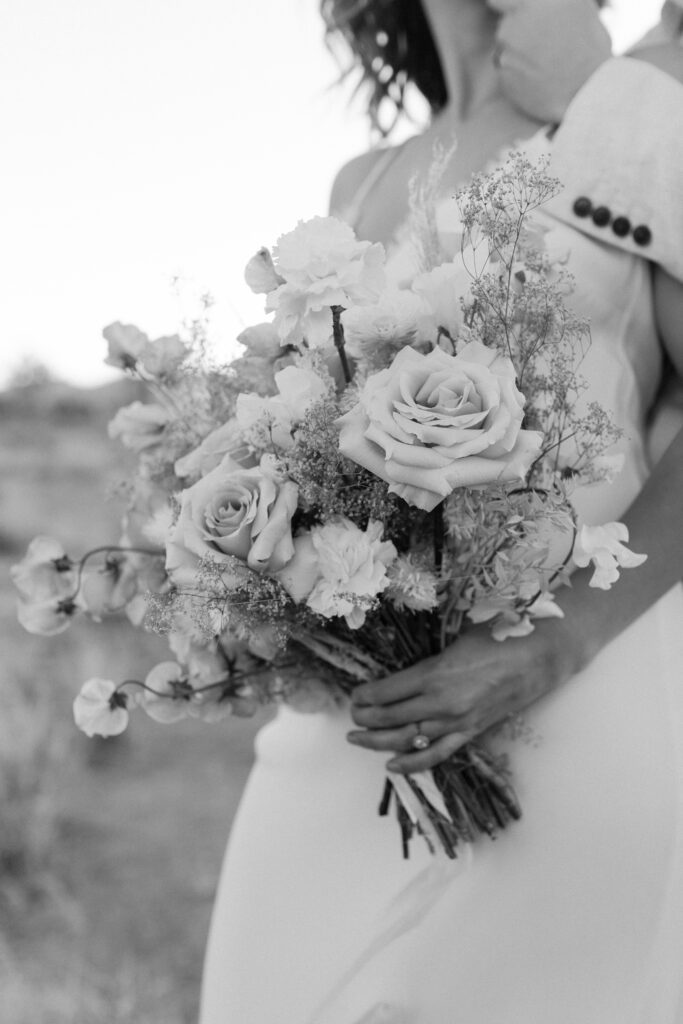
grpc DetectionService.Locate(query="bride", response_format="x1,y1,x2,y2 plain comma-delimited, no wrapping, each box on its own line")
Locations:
199,2,683,1021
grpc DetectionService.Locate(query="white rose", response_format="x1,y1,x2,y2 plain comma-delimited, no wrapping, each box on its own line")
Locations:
166,456,298,584
264,216,386,348
572,522,647,590
73,678,129,737
337,342,542,511
108,401,170,451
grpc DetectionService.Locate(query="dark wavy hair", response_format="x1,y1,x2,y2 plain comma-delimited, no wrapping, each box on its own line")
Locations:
320,0,447,134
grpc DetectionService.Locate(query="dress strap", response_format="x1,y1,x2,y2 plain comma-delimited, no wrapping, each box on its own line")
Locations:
334,146,403,231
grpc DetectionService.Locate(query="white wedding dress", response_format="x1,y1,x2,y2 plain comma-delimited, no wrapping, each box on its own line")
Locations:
199,133,683,1024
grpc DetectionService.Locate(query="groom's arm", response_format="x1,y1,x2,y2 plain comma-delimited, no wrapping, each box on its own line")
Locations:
546,57,683,282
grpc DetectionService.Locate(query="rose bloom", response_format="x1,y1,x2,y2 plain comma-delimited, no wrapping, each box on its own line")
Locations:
166,456,298,586
73,678,129,737
277,517,396,629
108,401,170,451
255,216,386,348
337,342,542,512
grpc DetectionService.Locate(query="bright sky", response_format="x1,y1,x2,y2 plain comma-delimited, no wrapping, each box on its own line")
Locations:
0,0,665,387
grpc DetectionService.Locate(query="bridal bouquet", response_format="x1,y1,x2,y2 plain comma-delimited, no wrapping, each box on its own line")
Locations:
12,154,646,858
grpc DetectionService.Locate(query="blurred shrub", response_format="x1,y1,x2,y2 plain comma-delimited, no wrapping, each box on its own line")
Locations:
0,674,67,884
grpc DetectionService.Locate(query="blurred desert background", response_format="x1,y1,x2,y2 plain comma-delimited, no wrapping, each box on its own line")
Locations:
0,367,263,1023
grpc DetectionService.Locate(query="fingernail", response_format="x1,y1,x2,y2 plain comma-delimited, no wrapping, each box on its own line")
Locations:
346,732,361,744
386,759,401,772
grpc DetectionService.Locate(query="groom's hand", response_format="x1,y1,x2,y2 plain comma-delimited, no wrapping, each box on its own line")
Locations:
488,0,612,124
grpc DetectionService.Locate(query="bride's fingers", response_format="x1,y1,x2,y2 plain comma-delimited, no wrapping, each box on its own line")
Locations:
350,695,449,731
346,720,450,753
386,731,472,774
352,668,428,708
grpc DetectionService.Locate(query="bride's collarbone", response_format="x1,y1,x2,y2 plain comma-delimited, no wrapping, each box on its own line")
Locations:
353,104,541,246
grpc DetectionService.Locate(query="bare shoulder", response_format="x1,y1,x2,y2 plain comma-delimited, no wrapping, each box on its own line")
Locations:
631,43,683,87
328,146,398,217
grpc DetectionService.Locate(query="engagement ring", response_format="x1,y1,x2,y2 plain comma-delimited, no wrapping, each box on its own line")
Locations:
411,725,430,751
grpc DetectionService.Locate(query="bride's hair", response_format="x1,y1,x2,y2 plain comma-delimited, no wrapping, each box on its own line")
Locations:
320,0,447,133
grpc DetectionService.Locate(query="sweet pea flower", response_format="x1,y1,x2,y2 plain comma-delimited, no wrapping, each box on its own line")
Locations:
244,247,284,294
262,216,386,348
411,260,472,345
73,678,129,737
11,536,76,603
80,555,140,620
337,342,542,511
175,419,248,481
139,334,188,377
103,322,148,370
108,401,170,451
572,522,647,590
17,595,81,636
138,662,193,724
235,364,328,451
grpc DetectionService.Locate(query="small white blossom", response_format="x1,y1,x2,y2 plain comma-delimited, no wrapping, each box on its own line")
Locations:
138,662,193,723
108,401,170,451
386,554,439,611
572,522,647,590
73,678,129,737
11,536,75,603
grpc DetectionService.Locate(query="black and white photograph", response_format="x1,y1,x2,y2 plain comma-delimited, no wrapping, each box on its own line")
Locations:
2,1,683,1021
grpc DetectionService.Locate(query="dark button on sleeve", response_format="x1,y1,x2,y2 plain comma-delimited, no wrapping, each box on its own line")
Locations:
592,205,611,227
573,197,592,218
633,225,652,247
611,216,631,238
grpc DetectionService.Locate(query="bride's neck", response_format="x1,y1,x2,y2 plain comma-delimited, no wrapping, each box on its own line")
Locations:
421,0,501,122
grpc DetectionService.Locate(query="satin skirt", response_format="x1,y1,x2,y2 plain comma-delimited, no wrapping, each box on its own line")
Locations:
199,586,683,1024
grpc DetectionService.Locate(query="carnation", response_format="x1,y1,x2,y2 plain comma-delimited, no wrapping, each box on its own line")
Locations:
262,216,386,348
278,517,397,629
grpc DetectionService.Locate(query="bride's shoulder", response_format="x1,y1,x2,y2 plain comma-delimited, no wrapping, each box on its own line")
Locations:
328,145,399,218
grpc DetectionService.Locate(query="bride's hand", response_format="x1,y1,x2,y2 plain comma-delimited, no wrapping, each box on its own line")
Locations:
347,620,582,773
488,0,612,125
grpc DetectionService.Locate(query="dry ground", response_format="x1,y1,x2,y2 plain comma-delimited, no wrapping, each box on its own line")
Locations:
0,381,263,1023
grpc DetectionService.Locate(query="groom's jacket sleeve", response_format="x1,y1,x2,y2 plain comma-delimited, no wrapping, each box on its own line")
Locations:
546,57,683,283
